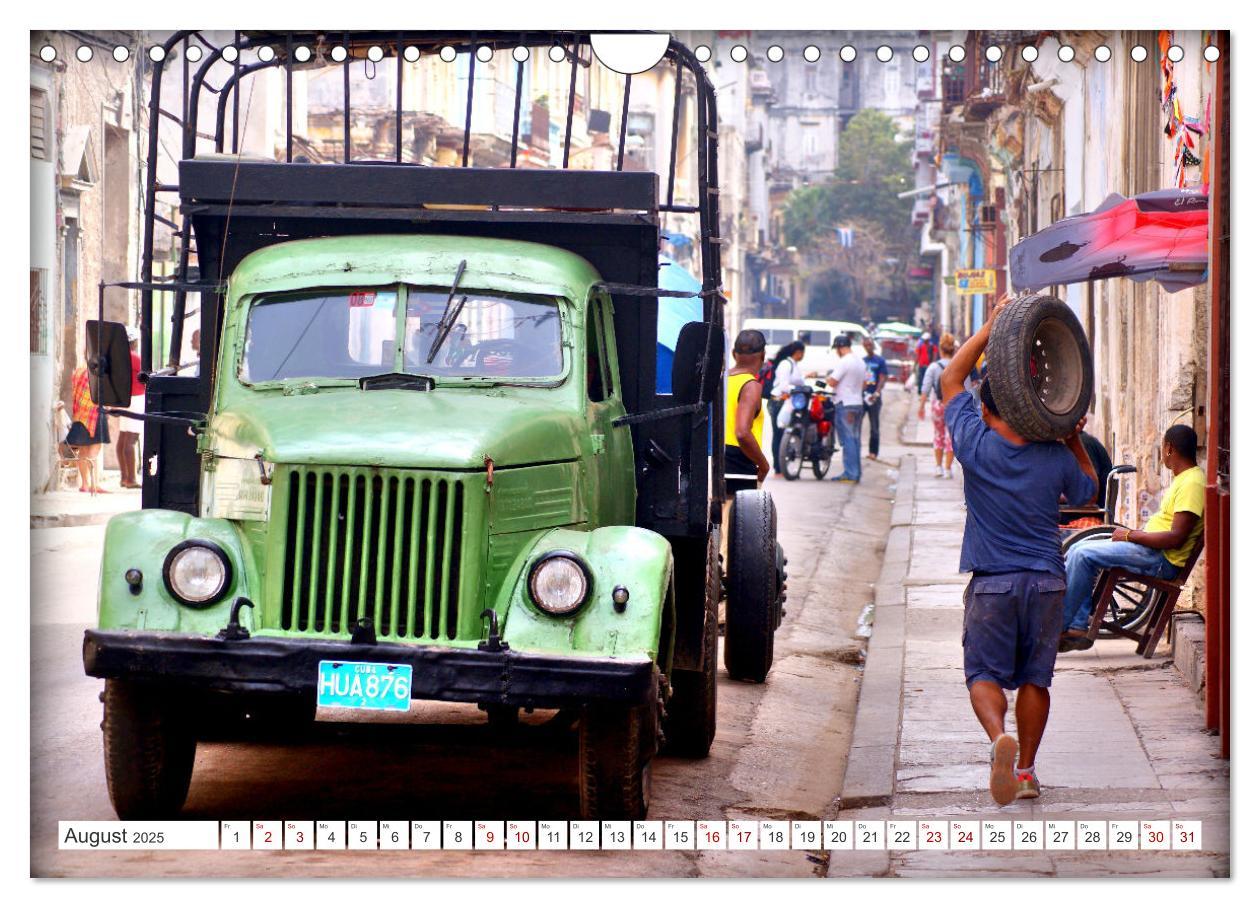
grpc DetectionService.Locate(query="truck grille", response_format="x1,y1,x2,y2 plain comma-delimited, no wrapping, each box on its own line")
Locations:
276,466,469,640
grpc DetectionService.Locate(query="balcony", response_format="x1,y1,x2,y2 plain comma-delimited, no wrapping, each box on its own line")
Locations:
963,58,1008,120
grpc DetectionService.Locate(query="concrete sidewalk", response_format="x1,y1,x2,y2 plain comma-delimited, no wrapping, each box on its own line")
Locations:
833,410,1229,877
31,469,140,528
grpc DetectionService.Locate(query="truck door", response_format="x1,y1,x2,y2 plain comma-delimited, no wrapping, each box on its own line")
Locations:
585,294,634,525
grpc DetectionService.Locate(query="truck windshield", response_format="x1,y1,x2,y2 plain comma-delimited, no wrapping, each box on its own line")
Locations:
241,286,564,383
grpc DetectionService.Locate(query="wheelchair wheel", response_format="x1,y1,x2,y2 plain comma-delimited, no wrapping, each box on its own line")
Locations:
1060,525,1159,637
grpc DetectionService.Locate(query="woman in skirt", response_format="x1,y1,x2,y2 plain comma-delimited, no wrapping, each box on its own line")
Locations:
66,361,110,494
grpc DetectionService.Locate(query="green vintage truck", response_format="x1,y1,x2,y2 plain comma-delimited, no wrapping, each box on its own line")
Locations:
82,31,783,821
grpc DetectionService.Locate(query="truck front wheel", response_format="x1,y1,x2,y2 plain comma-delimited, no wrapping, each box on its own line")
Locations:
102,679,196,820
578,701,655,820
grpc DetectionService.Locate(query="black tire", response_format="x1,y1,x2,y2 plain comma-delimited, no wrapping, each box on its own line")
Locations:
663,531,719,757
102,679,196,820
724,490,778,683
986,294,1093,442
779,427,804,480
578,700,655,820
1061,525,1159,636
811,427,835,480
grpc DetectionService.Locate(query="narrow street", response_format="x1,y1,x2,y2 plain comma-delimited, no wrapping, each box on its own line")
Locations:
31,393,910,877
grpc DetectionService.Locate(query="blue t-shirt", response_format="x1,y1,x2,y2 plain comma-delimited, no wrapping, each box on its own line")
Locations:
945,393,1096,576
863,354,888,394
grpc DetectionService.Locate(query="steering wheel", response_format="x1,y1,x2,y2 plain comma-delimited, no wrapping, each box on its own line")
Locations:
472,339,528,373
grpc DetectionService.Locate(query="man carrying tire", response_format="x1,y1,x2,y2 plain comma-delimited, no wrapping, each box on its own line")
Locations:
941,294,1098,805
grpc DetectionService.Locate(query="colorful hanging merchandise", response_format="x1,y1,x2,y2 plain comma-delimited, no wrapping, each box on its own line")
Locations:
1159,30,1212,189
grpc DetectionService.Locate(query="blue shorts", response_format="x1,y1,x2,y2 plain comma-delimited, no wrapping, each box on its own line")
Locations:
962,571,1066,690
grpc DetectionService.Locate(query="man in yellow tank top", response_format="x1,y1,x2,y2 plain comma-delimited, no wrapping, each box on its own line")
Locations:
724,330,770,495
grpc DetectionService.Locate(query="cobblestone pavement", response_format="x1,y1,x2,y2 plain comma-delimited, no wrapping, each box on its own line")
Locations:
831,411,1229,878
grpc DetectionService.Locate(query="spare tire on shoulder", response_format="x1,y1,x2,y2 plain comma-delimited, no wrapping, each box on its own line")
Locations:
985,294,1093,442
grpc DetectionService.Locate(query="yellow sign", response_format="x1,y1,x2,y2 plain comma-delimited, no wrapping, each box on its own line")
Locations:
955,269,997,295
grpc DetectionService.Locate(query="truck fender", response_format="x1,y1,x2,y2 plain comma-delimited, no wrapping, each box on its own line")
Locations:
496,526,673,662
96,510,257,634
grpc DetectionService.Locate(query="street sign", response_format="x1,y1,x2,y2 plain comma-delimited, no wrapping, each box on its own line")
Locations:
955,268,997,295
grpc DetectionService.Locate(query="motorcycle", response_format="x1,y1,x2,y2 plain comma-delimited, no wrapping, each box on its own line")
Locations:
778,380,836,481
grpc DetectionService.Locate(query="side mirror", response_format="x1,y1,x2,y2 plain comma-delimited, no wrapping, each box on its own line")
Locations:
85,320,133,407
671,321,723,406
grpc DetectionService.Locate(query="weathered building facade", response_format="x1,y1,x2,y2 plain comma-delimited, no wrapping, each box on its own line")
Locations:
915,29,1223,614
30,32,145,492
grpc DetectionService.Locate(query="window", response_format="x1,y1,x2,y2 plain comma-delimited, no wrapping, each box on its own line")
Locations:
586,300,608,402
243,286,565,383
30,269,47,354
30,88,50,161
804,67,818,94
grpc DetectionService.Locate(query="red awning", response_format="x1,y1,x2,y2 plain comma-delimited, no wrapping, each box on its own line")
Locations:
1010,187,1209,293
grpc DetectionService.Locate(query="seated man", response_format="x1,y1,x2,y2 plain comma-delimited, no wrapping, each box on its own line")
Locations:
1060,424,1205,649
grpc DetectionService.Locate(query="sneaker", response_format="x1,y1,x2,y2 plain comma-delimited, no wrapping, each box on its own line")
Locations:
1014,769,1041,799
989,733,1019,806
945,468,954,479
934,465,944,478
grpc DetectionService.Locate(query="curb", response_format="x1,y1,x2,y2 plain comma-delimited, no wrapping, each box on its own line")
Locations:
838,453,914,809
31,512,118,529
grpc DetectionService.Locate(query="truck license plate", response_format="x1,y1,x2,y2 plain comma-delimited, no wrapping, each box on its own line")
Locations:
316,660,412,711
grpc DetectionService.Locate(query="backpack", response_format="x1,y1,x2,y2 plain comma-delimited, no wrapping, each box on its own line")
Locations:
933,364,980,401
757,361,776,399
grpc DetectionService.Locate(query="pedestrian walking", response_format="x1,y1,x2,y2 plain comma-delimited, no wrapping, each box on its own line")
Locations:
825,334,866,483
861,335,888,460
915,331,937,392
115,327,144,489
767,340,806,477
941,295,1098,805
918,333,965,478
65,354,111,495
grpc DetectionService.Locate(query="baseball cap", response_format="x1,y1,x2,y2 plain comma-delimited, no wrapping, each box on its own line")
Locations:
831,333,851,349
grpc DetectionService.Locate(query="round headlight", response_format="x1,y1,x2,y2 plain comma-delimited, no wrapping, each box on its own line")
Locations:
528,554,591,616
163,540,231,607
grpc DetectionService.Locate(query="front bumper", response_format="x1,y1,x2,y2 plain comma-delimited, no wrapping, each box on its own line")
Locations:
83,629,656,709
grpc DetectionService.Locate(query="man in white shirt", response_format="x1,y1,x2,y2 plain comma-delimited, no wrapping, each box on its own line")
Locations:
826,334,867,482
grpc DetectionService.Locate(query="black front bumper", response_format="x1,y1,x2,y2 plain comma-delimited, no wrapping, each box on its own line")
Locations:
83,630,656,709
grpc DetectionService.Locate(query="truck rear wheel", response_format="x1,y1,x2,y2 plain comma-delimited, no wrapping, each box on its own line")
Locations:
724,490,779,683
578,701,655,820
663,529,719,757
102,679,196,820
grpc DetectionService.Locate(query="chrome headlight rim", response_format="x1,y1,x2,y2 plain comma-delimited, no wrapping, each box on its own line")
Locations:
527,550,593,617
162,539,233,608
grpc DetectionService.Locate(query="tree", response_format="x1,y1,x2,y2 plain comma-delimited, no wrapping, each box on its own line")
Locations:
781,109,921,319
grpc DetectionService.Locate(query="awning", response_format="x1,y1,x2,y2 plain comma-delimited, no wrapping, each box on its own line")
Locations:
1010,187,1209,294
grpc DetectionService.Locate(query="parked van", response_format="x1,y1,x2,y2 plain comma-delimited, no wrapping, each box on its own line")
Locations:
743,318,876,378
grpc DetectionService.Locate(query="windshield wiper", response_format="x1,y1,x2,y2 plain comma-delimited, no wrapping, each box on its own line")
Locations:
427,259,467,364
